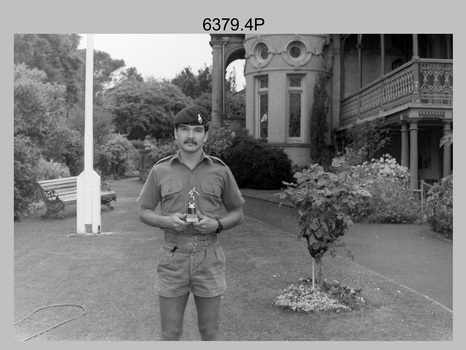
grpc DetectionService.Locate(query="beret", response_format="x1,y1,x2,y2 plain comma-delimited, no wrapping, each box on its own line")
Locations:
173,106,209,125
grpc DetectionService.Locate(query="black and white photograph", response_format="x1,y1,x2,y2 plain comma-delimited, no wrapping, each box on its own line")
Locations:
6,0,463,345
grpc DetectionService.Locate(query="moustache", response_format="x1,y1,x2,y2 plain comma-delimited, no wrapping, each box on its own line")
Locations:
184,138,197,145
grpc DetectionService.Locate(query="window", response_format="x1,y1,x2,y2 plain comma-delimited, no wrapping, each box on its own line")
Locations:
250,40,273,69
282,39,311,67
256,43,269,62
287,75,304,140
287,41,305,60
257,76,268,139
259,45,269,60
289,45,302,58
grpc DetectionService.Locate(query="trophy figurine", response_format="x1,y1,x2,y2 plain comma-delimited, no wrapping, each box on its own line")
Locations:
186,188,200,223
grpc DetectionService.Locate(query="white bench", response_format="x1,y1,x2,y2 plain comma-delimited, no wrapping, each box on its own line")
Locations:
36,177,116,219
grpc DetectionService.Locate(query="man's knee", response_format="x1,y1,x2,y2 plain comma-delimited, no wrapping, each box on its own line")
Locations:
198,324,219,341
161,327,183,341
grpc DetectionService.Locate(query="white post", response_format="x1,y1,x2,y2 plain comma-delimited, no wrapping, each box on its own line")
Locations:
77,34,101,234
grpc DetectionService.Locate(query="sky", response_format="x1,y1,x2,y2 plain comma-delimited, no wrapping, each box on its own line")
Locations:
78,34,246,89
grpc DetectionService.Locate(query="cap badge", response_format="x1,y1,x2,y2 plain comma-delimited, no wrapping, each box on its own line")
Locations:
197,114,203,124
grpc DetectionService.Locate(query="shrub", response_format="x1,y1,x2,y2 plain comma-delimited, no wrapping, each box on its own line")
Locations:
63,134,84,176
144,140,178,169
125,147,141,177
14,135,41,221
131,140,146,150
425,176,453,239
95,133,137,178
332,152,421,223
341,118,391,164
36,157,71,180
204,121,247,159
225,137,293,190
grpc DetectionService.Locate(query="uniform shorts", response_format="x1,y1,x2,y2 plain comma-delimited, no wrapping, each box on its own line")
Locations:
154,234,227,298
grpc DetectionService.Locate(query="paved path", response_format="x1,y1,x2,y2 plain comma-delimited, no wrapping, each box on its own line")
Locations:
241,190,453,311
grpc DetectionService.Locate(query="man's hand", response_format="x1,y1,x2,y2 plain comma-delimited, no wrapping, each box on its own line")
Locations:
166,213,189,233
192,213,217,234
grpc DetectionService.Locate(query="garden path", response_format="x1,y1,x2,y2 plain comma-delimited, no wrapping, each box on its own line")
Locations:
241,189,453,311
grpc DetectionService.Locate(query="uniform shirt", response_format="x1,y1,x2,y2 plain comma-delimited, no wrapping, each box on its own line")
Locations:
137,151,245,235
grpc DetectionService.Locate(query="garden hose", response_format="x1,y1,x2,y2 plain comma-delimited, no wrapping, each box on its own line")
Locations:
14,303,86,341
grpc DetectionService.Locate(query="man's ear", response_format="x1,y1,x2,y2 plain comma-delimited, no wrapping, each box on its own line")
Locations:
204,131,208,143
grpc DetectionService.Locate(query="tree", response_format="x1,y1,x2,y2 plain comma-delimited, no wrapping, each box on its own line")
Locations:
225,90,246,120
90,50,126,98
14,63,66,148
14,135,41,220
74,48,128,107
14,63,86,175
197,65,213,93
14,34,83,114
105,79,191,140
310,74,331,167
14,63,70,219
120,67,144,83
343,118,391,165
171,67,199,98
171,65,243,122
280,160,371,288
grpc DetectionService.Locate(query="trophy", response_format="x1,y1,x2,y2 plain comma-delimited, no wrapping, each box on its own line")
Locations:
186,188,200,223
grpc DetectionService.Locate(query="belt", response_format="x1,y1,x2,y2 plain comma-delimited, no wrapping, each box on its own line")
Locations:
164,232,218,244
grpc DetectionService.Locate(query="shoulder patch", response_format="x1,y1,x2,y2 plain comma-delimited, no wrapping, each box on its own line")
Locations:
210,156,227,167
155,155,173,165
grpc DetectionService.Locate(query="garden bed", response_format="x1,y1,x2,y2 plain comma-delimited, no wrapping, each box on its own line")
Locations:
274,278,367,313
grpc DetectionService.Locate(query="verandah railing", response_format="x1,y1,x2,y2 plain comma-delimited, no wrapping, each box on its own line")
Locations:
340,59,453,127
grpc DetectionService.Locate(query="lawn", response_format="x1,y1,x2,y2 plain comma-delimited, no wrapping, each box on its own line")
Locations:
13,177,453,341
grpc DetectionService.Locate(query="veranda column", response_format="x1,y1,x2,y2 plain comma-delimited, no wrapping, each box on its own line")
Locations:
357,34,363,89
380,34,385,75
356,34,363,120
210,37,224,126
409,120,419,190
411,34,421,104
412,34,419,57
401,121,409,168
443,120,452,177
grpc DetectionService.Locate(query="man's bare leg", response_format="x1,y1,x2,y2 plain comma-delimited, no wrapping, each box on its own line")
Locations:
194,294,222,341
159,293,190,340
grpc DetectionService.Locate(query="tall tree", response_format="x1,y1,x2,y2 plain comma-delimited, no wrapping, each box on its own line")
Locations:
14,63,66,146
171,65,235,98
171,67,199,98
104,79,191,140
92,50,126,95
310,74,331,167
197,65,213,94
14,34,83,113
171,65,242,120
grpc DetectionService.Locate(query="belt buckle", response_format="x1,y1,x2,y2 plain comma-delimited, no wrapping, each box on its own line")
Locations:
194,234,211,243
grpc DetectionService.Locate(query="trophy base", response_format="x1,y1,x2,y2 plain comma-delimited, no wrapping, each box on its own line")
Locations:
186,214,198,223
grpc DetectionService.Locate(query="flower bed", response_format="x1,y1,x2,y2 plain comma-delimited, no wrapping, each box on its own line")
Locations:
274,278,367,313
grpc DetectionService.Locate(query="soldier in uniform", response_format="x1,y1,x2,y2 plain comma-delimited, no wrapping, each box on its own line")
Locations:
137,105,245,341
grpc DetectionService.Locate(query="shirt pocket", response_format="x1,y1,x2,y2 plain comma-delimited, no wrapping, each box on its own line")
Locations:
200,181,222,215
160,179,183,213
161,179,182,197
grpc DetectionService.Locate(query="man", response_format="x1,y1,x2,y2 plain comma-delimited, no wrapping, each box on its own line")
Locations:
137,105,245,341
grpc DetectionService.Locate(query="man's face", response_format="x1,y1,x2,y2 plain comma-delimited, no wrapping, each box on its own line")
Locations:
174,124,208,153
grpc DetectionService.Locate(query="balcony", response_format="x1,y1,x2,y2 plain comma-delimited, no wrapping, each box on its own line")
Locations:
339,59,453,128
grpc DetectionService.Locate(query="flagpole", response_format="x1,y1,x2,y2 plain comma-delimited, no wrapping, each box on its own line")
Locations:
76,34,101,234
